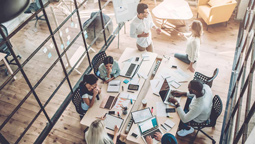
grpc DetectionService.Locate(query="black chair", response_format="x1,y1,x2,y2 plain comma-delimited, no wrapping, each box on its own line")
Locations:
71,88,86,120
193,68,219,88
189,95,223,144
91,51,107,81
24,0,47,27
0,24,21,75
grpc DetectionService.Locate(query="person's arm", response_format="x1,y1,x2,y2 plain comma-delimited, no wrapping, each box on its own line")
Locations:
112,125,119,144
176,102,202,123
113,61,120,78
99,64,110,81
130,23,138,39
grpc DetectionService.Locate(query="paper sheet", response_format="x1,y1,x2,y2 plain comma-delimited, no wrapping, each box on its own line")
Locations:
156,102,167,117
119,92,137,100
142,52,150,61
104,114,123,131
112,97,129,110
150,79,163,96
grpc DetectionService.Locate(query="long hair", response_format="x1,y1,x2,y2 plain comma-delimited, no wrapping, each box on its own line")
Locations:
85,119,113,144
191,20,203,38
82,74,98,85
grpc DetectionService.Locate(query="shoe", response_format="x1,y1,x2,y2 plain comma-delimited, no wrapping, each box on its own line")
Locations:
177,127,194,137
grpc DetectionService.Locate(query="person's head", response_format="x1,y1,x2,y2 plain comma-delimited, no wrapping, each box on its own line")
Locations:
103,56,114,70
161,133,178,144
85,119,113,144
137,3,149,19
188,80,204,97
82,74,98,90
190,20,203,38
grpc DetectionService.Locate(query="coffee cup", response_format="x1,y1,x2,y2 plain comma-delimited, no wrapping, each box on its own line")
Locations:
142,99,147,107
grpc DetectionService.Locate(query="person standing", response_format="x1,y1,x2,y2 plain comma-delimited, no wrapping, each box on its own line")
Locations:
174,20,203,72
130,3,161,52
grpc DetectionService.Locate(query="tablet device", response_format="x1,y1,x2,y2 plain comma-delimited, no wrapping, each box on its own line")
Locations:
104,114,123,131
128,84,139,91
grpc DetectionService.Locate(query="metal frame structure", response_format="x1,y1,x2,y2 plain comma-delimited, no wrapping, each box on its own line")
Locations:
220,0,255,143
0,0,124,143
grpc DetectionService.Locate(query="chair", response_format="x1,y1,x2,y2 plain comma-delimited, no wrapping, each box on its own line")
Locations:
197,0,237,30
91,51,107,81
193,68,219,88
0,24,21,75
71,88,86,119
189,95,223,144
24,0,48,27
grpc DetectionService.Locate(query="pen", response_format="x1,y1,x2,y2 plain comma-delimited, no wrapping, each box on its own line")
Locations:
151,107,153,113
117,112,120,118
179,81,188,83
127,91,135,93
161,124,167,131
164,123,172,128
130,99,133,104
122,86,124,91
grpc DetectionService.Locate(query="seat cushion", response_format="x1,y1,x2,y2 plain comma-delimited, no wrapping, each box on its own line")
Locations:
198,5,211,24
208,0,232,7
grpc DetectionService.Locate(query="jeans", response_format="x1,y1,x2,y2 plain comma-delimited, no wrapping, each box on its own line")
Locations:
174,53,191,64
178,96,194,130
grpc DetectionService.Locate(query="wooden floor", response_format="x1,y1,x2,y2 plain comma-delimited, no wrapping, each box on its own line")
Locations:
0,0,254,144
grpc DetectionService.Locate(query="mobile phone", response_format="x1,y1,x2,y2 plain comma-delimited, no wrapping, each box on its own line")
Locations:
108,111,115,115
131,133,138,138
135,57,139,62
166,108,176,113
172,65,177,68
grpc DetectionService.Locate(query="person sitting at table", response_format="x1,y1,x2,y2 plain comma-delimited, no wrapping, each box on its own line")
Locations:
98,56,120,83
174,20,203,72
146,132,178,144
168,80,213,137
79,74,101,113
85,119,119,144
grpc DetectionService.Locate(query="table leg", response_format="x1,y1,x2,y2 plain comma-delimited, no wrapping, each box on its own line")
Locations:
2,58,16,80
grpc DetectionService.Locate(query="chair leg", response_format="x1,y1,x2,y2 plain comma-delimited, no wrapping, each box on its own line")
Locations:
197,13,198,18
190,128,200,144
200,129,216,143
225,21,228,27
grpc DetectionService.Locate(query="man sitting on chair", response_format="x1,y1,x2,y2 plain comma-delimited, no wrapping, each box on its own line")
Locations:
168,80,213,137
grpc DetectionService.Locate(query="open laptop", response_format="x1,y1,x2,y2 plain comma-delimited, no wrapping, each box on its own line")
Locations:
159,79,180,106
138,116,162,144
120,58,143,78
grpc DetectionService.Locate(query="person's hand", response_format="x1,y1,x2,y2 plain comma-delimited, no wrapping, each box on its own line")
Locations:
114,125,119,134
171,90,184,97
154,132,162,141
106,68,112,74
156,28,161,34
139,32,149,37
97,87,101,94
93,88,99,96
145,136,153,144
168,97,178,104
187,65,195,73
178,32,185,38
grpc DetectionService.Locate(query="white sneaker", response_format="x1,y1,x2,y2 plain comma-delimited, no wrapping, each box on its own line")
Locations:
177,127,194,137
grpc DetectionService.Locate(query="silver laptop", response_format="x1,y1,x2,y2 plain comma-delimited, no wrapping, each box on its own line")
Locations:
159,85,173,105
120,58,143,78
138,116,162,144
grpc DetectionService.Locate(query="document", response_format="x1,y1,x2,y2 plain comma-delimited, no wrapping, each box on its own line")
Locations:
150,79,163,96
104,114,123,131
107,80,121,93
156,102,167,117
141,52,150,61
112,97,129,110
119,92,137,100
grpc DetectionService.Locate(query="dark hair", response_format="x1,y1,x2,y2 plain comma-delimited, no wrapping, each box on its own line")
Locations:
137,3,148,14
103,56,114,65
82,74,98,85
189,80,203,93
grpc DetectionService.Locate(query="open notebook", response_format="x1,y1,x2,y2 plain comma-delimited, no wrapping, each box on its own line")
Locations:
107,80,121,93
104,114,123,131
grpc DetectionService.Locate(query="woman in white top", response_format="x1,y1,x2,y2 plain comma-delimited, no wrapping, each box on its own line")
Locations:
85,119,119,144
174,20,203,72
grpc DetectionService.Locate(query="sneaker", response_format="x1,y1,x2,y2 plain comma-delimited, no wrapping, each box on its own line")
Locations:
177,127,194,137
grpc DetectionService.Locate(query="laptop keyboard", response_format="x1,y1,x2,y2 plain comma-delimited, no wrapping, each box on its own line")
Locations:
125,64,136,76
143,129,161,139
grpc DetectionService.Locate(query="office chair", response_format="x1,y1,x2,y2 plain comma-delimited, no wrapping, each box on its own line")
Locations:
71,88,86,120
24,0,48,27
91,51,107,81
189,95,222,144
193,68,219,88
0,24,21,75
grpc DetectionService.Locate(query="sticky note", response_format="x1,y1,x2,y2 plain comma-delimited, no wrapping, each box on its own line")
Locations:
71,22,74,27
123,79,129,84
67,41,70,46
43,47,47,53
50,43,54,48
75,24,78,28
65,28,69,33
48,52,52,58
61,44,64,49
60,31,63,37
67,35,71,40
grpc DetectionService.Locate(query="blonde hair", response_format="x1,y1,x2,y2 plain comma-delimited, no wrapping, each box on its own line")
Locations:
191,20,203,38
85,119,113,144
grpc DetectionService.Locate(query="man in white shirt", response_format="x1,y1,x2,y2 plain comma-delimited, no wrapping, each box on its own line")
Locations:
168,80,213,137
130,3,161,52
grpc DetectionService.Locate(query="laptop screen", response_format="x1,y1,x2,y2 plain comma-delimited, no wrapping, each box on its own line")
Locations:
159,79,171,102
138,116,158,134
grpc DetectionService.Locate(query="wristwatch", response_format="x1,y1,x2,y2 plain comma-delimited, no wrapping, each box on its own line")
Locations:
174,102,180,108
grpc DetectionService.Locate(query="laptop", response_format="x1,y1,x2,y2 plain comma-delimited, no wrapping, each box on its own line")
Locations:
131,108,153,124
159,79,180,106
138,116,162,144
120,58,143,78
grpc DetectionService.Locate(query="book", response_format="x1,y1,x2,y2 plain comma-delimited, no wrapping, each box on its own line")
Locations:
107,80,121,93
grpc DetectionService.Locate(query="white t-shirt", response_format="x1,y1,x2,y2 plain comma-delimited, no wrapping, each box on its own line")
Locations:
81,94,93,111
185,36,200,62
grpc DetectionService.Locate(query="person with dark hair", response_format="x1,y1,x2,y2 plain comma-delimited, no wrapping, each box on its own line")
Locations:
168,80,213,137
79,74,101,112
146,132,178,144
98,56,120,83
130,3,161,52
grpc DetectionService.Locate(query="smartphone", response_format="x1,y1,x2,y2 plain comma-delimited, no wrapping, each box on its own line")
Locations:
172,65,177,68
166,108,176,113
108,111,115,115
135,57,139,62
131,133,138,138
128,84,139,91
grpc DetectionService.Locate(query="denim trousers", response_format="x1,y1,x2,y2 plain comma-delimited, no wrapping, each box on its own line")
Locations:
174,53,191,64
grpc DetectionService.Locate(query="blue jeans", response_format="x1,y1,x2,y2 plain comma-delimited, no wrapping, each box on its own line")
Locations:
178,96,194,130
174,53,191,64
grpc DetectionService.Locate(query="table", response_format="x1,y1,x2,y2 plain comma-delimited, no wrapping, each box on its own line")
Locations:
126,57,194,144
0,52,16,80
80,48,157,135
152,0,193,33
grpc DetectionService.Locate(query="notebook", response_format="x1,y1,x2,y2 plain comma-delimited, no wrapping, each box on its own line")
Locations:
131,108,153,124
107,80,121,93
104,114,123,131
